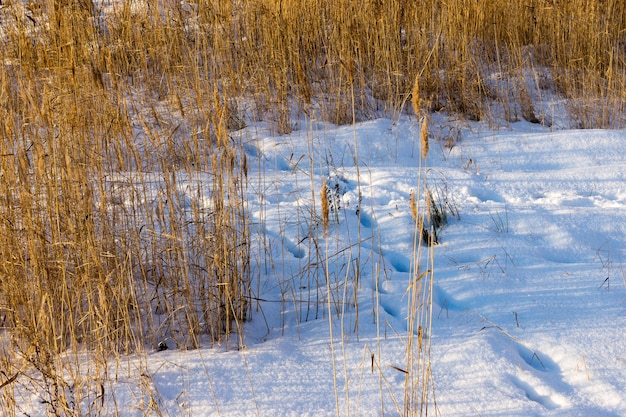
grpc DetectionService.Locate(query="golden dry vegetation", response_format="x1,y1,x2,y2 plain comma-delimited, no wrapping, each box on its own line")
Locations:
0,0,624,415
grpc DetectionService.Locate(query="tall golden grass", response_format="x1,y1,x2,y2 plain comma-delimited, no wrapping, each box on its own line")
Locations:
0,0,624,414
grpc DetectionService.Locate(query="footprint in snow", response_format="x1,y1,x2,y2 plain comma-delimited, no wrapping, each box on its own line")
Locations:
509,374,564,410
257,224,306,259
385,252,411,273
357,209,376,229
512,339,560,373
380,296,402,320
470,186,505,203
433,285,467,316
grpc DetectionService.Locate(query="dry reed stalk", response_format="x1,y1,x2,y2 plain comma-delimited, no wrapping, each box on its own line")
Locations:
420,118,429,159
425,190,433,226
409,189,418,222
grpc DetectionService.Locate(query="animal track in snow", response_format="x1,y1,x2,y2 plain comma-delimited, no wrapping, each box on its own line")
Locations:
257,224,306,259
468,185,505,203
358,209,375,229
384,252,411,273
509,374,563,410
433,285,467,315
501,335,573,411
514,341,559,373
284,237,305,259
380,296,402,321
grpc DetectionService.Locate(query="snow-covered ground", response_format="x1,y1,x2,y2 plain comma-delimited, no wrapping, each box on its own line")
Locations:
19,115,626,416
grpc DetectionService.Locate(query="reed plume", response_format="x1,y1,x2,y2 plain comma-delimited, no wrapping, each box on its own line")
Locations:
321,180,330,231
411,75,421,117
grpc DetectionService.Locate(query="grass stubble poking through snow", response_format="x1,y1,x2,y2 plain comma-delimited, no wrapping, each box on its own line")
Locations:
0,0,625,416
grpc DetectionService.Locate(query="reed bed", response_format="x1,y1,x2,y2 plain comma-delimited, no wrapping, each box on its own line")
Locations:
0,0,624,415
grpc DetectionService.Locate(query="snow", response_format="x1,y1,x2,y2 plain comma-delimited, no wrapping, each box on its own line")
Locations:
18,115,626,415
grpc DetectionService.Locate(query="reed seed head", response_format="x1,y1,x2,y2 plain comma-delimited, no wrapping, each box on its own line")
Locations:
321,180,330,231
411,75,421,118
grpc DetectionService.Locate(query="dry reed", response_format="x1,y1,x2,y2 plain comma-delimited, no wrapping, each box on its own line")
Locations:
321,180,330,231
420,118,429,160
0,0,624,415
409,190,418,222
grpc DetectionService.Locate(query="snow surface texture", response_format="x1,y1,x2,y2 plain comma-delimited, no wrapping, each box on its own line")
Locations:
19,116,626,416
